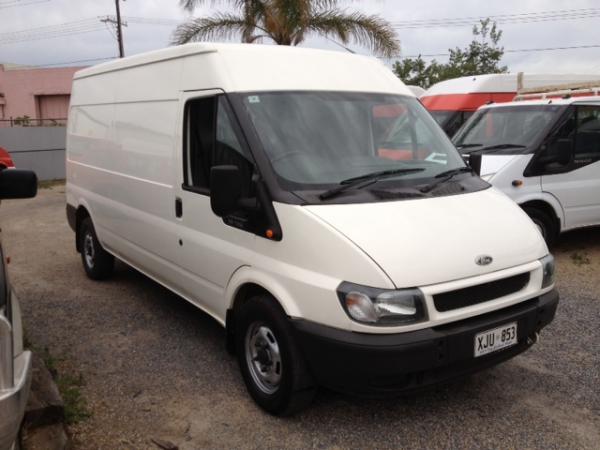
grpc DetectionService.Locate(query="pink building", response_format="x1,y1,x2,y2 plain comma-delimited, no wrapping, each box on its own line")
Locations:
0,64,83,124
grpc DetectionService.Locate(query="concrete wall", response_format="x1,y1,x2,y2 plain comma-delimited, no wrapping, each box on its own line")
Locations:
0,127,65,180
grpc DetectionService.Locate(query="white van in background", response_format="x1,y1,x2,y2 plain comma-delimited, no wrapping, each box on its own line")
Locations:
66,43,558,415
422,73,597,136
454,83,600,244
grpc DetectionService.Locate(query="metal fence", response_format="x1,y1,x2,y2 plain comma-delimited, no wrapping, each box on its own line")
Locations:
0,118,67,128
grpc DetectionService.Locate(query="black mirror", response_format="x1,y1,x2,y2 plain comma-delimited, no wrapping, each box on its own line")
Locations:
0,169,37,200
210,165,242,217
542,138,572,166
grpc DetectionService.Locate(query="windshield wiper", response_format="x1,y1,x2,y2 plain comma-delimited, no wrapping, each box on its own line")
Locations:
455,143,484,149
319,168,426,200
480,143,527,151
419,167,473,193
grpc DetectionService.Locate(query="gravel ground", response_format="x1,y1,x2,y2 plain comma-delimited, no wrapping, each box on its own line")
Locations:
2,185,599,450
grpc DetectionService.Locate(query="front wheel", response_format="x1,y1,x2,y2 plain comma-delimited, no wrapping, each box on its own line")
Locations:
79,217,114,280
523,206,557,247
235,295,316,416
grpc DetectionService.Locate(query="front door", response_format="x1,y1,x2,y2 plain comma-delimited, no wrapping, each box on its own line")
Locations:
541,104,600,230
173,91,258,321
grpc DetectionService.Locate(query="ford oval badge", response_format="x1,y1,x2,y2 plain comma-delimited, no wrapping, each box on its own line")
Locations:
476,255,493,266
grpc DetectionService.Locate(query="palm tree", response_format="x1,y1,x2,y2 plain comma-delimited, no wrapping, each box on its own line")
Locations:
171,0,400,58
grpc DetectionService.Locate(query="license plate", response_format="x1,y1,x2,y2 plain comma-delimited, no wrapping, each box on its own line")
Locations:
474,322,517,357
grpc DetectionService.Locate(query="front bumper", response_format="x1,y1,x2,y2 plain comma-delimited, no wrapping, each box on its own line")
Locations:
292,289,558,396
0,350,32,450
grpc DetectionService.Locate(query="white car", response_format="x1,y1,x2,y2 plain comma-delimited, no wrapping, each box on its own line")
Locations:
454,90,600,244
66,43,559,415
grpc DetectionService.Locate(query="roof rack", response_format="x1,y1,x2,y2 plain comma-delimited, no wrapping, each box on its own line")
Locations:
515,81,600,101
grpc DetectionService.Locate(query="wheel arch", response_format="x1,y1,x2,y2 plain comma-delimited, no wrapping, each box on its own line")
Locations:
224,267,301,354
519,198,562,233
74,204,92,253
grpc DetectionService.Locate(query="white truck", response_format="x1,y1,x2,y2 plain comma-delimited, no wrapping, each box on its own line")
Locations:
66,43,558,415
454,83,600,244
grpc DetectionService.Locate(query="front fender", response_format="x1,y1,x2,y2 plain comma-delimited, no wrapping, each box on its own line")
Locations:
225,265,303,318
513,191,565,228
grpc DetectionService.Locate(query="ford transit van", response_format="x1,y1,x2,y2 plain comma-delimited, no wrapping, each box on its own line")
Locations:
454,83,600,245
66,44,558,415
422,73,596,136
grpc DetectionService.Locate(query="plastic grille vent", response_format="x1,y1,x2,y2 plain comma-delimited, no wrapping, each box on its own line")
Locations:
433,272,530,312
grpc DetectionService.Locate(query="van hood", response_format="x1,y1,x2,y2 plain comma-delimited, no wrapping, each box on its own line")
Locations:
304,188,547,288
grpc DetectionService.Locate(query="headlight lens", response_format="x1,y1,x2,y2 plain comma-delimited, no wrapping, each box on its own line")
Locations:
540,254,555,288
338,282,426,326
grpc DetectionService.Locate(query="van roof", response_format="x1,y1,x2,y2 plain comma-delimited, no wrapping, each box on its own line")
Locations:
422,73,599,96
478,95,600,110
74,43,413,96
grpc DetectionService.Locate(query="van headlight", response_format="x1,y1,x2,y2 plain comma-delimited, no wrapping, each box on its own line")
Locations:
337,282,427,326
539,254,555,288
481,173,496,181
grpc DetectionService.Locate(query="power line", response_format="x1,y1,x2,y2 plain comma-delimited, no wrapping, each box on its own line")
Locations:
0,0,49,9
31,56,117,67
391,7,600,29
402,44,600,59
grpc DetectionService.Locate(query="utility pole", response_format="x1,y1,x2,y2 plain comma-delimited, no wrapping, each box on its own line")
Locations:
115,0,124,58
100,3,127,58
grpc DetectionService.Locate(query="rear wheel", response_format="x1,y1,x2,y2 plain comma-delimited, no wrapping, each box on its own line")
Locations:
523,206,557,247
235,295,316,416
79,217,114,280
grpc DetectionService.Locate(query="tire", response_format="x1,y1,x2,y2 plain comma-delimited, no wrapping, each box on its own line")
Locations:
235,295,316,416
79,217,114,280
523,206,557,247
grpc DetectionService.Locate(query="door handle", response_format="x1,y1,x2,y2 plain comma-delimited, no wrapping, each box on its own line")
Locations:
175,197,183,218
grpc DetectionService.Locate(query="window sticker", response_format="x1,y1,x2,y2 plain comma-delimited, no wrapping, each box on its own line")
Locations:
248,95,261,104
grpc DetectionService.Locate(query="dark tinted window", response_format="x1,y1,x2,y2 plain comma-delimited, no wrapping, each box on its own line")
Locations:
185,96,254,193
575,105,600,162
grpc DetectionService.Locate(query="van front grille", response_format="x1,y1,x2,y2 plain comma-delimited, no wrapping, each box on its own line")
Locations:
433,272,530,312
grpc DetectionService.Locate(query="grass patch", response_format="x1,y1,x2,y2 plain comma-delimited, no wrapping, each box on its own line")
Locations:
25,338,91,424
56,373,91,424
38,179,65,189
571,251,591,266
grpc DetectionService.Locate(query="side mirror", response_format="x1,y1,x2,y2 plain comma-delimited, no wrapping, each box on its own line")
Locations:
0,169,37,200
210,165,241,217
541,138,572,166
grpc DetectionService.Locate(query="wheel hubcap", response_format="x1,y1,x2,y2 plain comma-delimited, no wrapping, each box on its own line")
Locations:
245,323,282,394
83,233,95,268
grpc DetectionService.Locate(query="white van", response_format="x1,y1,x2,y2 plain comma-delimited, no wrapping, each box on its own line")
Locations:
422,73,597,136
66,43,558,415
453,83,600,244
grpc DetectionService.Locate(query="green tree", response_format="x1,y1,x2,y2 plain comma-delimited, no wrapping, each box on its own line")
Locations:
393,19,508,88
171,0,400,58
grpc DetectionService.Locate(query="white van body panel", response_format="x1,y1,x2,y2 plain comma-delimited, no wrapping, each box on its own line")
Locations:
75,43,413,97
305,188,547,288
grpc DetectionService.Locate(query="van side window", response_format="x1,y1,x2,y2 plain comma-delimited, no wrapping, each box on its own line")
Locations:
574,105,600,163
184,96,254,193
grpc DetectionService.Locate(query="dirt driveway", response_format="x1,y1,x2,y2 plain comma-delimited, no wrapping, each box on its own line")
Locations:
2,185,599,449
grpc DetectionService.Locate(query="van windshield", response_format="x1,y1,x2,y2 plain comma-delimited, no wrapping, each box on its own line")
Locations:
453,105,563,153
240,92,467,196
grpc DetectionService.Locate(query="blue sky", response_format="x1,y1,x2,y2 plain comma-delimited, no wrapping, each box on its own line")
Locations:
1,0,600,74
